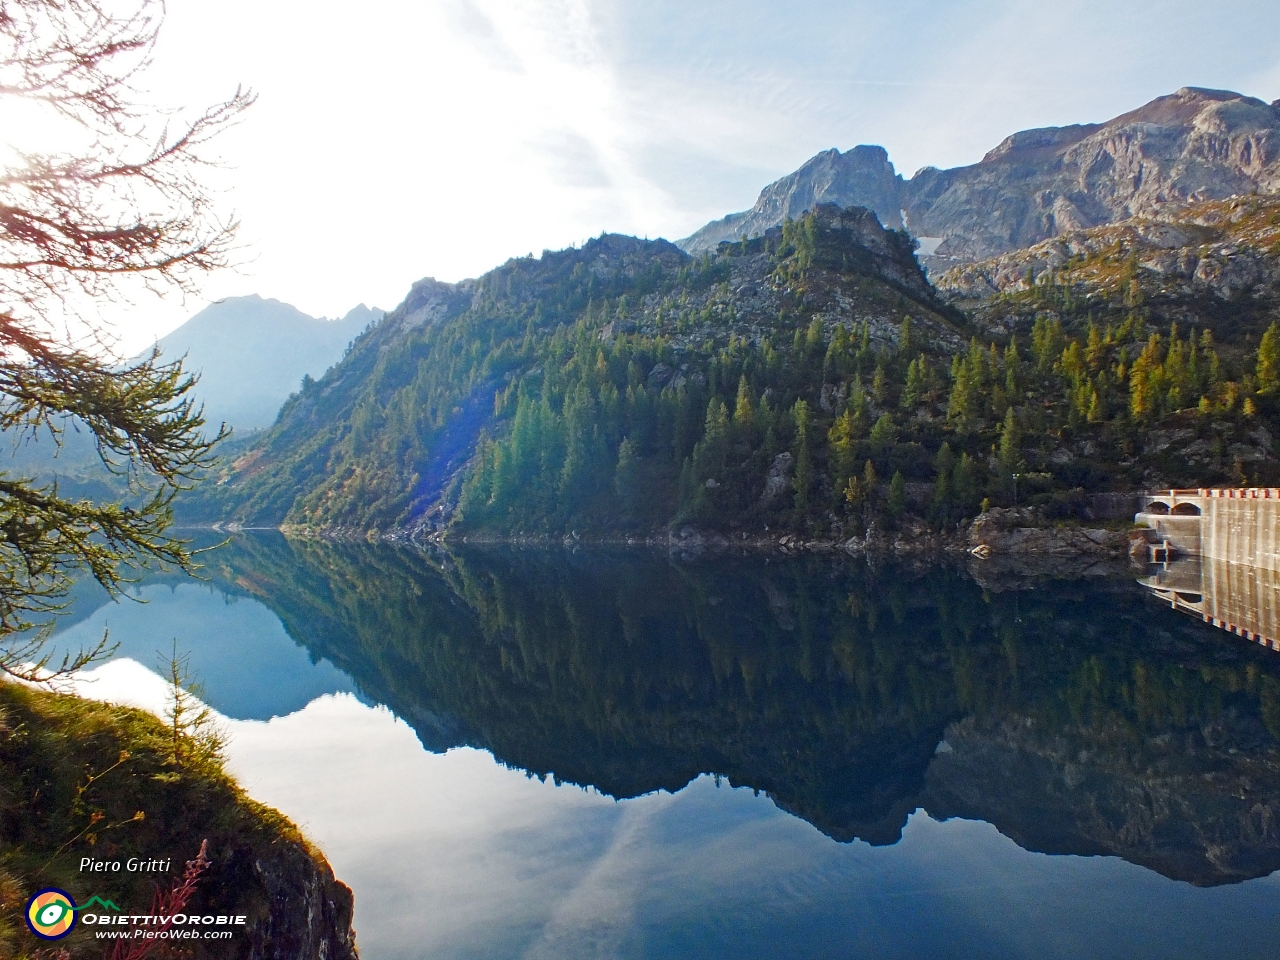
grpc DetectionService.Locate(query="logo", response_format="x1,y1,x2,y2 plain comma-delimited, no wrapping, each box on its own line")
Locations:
25,888,78,940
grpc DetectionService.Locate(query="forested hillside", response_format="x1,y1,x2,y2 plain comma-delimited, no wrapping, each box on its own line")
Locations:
188,202,1280,540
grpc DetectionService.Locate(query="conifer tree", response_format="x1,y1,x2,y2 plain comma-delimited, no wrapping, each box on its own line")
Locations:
828,411,857,499
998,409,1021,471
614,437,640,521
862,460,878,503
887,471,907,518
733,375,755,434
901,358,924,410
824,323,851,381
847,379,870,437
952,453,978,517
868,413,895,452
693,398,730,485
1258,321,1280,393
932,443,956,521
871,364,889,406
792,400,813,512
0,0,252,678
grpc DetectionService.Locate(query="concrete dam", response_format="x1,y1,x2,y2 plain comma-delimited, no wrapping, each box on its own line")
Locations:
1137,489,1280,652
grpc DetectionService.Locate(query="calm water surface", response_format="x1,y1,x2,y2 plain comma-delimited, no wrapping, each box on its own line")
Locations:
51,537,1280,959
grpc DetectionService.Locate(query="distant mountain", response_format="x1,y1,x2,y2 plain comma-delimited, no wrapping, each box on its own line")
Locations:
145,295,384,432
681,87,1280,265
2,296,382,489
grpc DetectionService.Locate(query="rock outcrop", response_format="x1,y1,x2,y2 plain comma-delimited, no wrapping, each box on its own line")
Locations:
966,507,1130,557
680,145,907,252
935,194,1280,305
225,838,358,960
681,87,1280,265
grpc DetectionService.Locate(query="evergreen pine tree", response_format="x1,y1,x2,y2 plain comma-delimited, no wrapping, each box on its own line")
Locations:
887,471,907,518
998,409,1021,471
952,453,978,518
932,443,956,522
615,437,640,521
869,413,895,452
828,411,857,499
901,357,924,410
1258,321,1280,393
899,316,914,358
792,399,813,512
733,375,756,434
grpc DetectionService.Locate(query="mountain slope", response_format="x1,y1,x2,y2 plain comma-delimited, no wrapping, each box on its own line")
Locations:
186,198,1280,538
185,205,966,532
935,193,1280,366
682,87,1280,265
937,194,1280,310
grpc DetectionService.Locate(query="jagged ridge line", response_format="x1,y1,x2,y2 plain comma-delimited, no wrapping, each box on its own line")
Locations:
76,895,121,912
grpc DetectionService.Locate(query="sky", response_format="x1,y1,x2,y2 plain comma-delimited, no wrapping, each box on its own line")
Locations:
9,0,1280,351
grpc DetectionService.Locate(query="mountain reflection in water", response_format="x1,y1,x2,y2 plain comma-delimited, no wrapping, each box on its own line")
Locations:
176,535,1280,889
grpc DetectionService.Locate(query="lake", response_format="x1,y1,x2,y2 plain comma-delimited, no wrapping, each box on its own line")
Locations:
50,536,1280,959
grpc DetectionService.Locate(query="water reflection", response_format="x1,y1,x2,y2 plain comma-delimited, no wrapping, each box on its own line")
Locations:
49,575,356,719
174,536,1280,889
49,538,1280,957
1141,558,1280,652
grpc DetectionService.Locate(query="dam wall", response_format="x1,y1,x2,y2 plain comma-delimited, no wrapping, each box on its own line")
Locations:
1201,492,1280,570
1138,489,1280,651
1138,488,1280,568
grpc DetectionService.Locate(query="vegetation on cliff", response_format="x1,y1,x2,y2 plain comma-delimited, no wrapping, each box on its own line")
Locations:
196,200,1280,540
0,678,357,959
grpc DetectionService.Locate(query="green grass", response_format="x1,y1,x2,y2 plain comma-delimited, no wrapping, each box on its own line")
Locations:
0,679,344,959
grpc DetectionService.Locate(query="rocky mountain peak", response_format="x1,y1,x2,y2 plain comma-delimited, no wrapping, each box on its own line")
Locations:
980,124,1100,164
1122,85,1273,122
681,87,1280,266
679,143,905,253
393,276,468,331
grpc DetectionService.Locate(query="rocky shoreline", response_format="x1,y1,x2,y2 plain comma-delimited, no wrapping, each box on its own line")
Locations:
260,506,1140,565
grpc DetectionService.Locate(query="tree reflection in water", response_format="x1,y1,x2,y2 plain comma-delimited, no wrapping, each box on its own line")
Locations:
206,536,1280,887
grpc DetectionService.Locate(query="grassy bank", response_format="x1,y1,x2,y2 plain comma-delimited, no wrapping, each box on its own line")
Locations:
0,680,356,959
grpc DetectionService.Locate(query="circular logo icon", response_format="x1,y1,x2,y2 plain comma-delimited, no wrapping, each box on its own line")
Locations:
26,888,78,940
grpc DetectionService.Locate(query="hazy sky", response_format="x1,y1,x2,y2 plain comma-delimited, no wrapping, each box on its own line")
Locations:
30,0,1280,348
